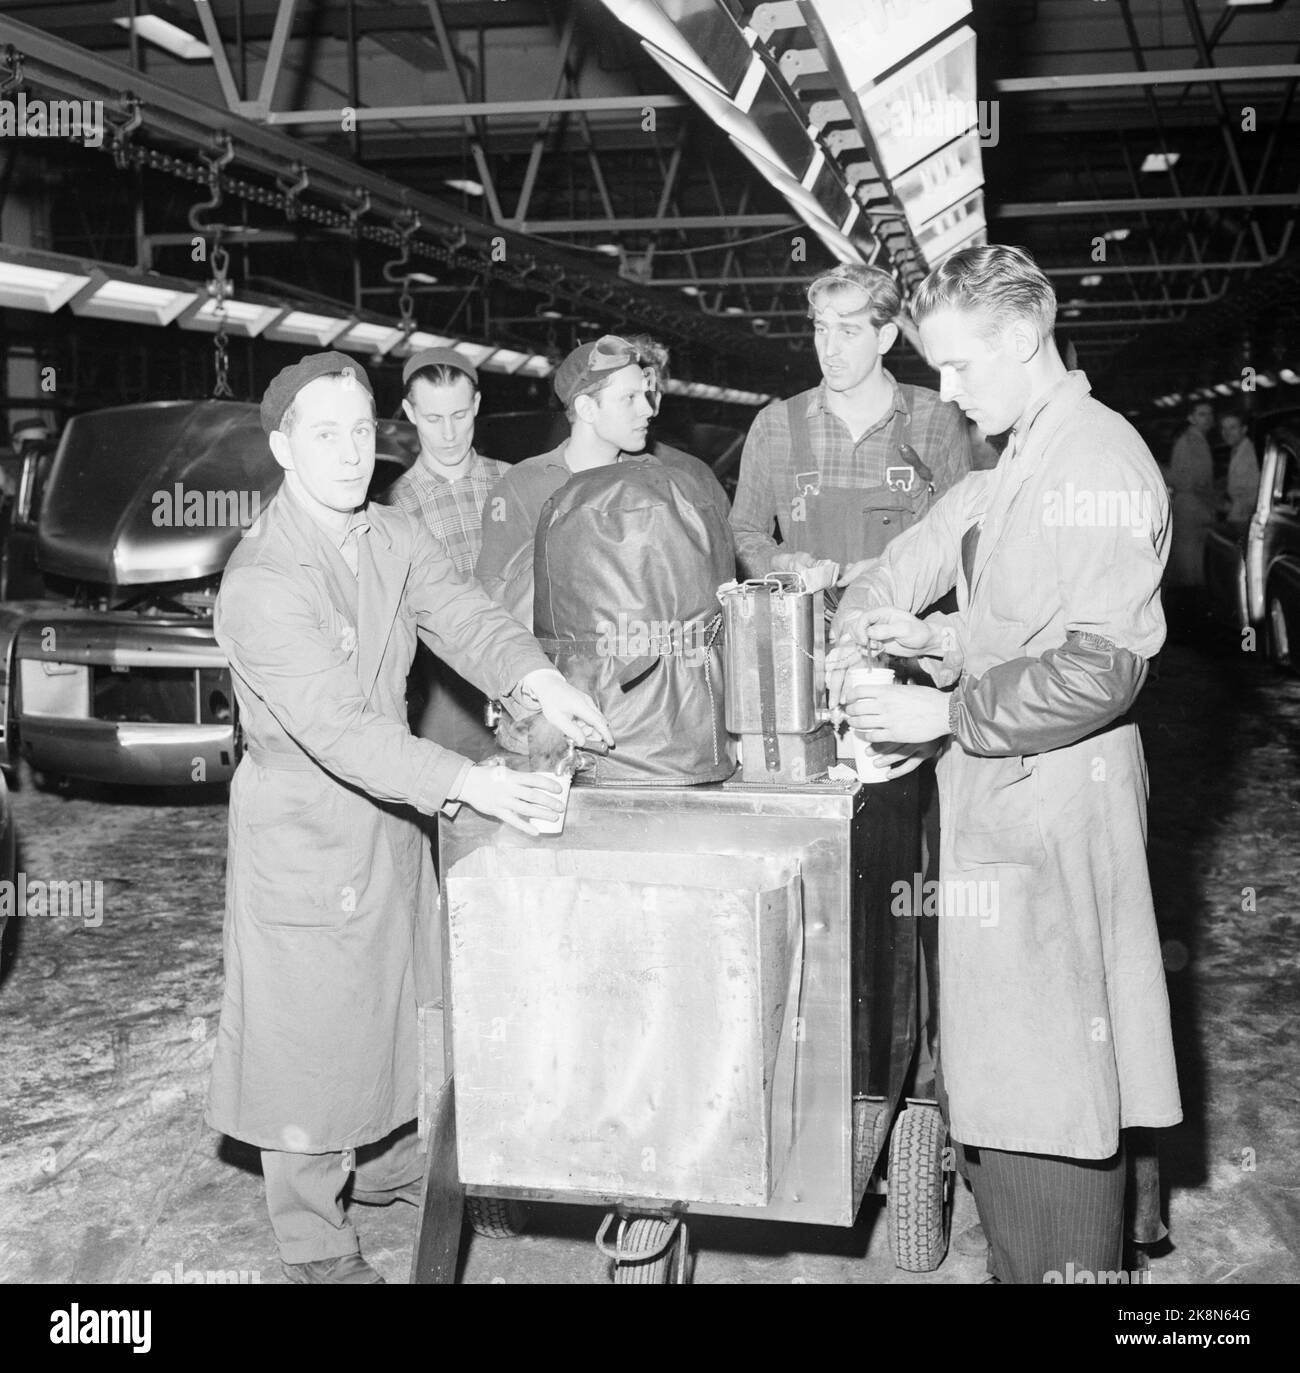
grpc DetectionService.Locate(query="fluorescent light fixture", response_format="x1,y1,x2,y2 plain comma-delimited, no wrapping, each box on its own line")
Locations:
858,27,980,179
723,306,745,315
641,44,787,171
480,348,532,374
1141,151,1180,173
179,296,283,338
1279,367,1299,384
335,321,406,356
265,309,352,347
729,137,838,229
916,190,985,266
681,286,701,297
516,355,555,378
893,133,984,233
1063,309,1081,319
600,0,735,93
0,259,93,312
451,342,499,366
1255,373,1276,388
1080,274,1103,287
594,244,621,256
444,179,485,197
1213,383,1233,395
400,330,457,353
1102,228,1131,242
71,274,197,326
114,5,212,61
805,0,972,92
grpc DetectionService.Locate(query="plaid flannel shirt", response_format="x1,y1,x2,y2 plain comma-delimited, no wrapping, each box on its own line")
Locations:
379,449,509,576
731,373,972,575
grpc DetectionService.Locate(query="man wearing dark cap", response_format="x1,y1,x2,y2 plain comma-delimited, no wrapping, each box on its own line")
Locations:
207,351,612,1284
379,346,508,758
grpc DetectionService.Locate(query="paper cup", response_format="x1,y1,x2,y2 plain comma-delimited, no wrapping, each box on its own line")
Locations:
845,665,896,697
531,772,573,835
845,666,896,784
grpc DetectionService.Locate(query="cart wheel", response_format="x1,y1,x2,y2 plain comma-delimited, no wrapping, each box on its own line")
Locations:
852,1097,891,1195
465,1195,530,1239
611,1217,685,1285
887,1106,951,1273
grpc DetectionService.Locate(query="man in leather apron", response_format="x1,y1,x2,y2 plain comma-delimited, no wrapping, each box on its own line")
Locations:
730,264,972,1096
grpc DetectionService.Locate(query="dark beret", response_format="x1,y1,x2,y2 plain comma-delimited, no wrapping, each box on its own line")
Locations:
260,351,374,434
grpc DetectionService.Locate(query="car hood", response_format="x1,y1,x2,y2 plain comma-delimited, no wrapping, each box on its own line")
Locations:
37,400,417,587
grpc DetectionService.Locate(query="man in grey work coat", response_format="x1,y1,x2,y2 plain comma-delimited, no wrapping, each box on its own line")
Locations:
206,352,611,1284
830,246,1181,1284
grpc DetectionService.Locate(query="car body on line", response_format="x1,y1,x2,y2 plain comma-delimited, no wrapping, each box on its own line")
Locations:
1204,410,1300,670
0,399,416,787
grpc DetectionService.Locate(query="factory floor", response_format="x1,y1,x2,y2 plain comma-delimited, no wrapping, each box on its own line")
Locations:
0,636,1296,1288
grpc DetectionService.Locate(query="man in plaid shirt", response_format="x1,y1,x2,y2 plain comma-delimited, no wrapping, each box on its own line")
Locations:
731,264,972,1112
380,346,508,758
732,264,971,587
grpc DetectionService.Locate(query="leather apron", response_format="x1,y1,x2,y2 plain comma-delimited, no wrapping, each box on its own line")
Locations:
776,390,935,567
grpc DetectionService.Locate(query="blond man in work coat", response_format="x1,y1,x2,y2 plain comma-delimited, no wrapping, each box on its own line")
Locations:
206,352,611,1284
830,246,1181,1284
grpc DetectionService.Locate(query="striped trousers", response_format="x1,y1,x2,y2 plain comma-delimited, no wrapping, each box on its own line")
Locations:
939,1060,1127,1284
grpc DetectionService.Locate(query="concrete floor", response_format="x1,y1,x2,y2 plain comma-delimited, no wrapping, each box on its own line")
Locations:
0,637,1296,1286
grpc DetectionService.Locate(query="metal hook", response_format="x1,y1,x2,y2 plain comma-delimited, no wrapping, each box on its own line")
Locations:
381,209,422,284
187,134,236,236
344,188,371,238
276,162,310,221
0,46,24,97
108,94,143,171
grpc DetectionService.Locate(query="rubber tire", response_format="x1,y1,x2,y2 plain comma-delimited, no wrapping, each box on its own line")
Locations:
611,1217,681,1285
465,1195,530,1239
1269,594,1292,669
852,1098,891,1196
886,1106,950,1273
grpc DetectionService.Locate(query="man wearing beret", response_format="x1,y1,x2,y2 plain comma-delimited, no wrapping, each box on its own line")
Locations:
206,352,612,1284
379,346,507,760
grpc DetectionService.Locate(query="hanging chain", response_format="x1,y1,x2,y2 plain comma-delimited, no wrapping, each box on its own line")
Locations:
209,241,233,399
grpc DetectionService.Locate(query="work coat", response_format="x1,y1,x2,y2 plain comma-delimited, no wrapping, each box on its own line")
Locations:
836,372,1183,1158
206,486,552,1153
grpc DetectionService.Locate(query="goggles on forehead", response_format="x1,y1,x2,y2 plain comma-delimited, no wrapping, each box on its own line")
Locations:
588,335,642,373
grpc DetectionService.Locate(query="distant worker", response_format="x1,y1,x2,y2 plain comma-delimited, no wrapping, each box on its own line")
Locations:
1220,410,1260,526
1166,399,1217,635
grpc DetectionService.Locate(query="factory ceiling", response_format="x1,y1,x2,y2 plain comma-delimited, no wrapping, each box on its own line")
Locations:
0,0,1297,414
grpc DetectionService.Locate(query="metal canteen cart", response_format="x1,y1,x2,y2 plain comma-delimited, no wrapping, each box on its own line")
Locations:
412,579,951,1285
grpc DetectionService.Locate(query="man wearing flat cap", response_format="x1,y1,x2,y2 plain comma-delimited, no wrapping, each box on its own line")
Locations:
379,346,507,759
206,351,612,1284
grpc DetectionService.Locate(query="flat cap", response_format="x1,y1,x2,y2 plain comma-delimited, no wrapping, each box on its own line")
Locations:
402,346,479,389
260,351,373,434
553,335,641,406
